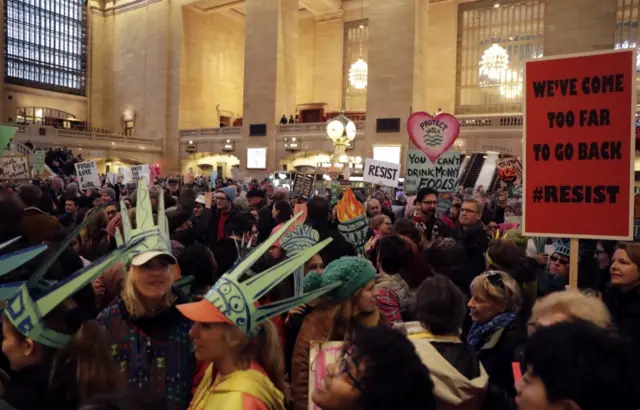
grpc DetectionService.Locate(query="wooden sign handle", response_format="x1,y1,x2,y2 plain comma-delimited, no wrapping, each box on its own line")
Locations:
569,238,579,288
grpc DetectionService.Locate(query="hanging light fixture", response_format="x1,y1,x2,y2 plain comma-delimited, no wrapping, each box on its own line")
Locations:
349,0,368,90
349,58,368,90
479,43,509,82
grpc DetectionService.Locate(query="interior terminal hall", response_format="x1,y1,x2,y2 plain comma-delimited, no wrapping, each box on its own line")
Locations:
0,0,636,184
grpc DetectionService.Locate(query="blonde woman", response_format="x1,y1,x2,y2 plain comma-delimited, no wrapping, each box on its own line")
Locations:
467,271,526,398
97,252,194,410
291,257,381,410
528,289,611,335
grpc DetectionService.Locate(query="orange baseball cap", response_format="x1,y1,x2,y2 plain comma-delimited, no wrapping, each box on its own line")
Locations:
176,299,233,325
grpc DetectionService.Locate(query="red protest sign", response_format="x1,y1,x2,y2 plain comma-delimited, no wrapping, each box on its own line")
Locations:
523,49,635,240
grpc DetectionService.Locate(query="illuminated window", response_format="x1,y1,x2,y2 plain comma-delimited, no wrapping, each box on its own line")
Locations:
615,0,640,71
343,20,368,112
16,107,75,125
456,0,545,114
373,146,401,164
4,0,87,95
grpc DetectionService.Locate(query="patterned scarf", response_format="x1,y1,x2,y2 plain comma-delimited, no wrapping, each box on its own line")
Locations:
467,312,517,349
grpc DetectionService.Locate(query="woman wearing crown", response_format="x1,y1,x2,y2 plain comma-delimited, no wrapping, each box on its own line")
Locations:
96,181,195,410
0,221,137,410
176,216,339,410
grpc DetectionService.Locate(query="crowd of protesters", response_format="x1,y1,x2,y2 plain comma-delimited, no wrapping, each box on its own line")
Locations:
0,170,637,410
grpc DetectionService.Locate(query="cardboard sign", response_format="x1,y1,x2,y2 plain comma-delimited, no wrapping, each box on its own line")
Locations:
363,158,400,188
74,161,101,190
33,150,45,174
497,156,523,198
407,112,461,163
0,156,29,180
118,167,133,183
106,172,117,186
523,49,635,240
130,164,151,185
292,173,314,198
404,150,462,193
308,342,343,410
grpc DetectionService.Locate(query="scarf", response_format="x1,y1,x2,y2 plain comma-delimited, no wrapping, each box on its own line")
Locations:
467,312,516,349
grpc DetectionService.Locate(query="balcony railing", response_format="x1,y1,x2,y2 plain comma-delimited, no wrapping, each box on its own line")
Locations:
456,114,523,130
179,127,242,138
10,124,159,149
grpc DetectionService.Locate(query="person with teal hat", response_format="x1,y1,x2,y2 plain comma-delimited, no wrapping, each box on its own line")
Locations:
175,213,340,410
291,256,383,410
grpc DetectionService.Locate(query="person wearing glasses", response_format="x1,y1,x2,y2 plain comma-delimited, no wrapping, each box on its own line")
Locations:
538,245,571,297
467,271,526,398
209,186,239,245
412,187,454,246
311,326,438,410
455,198,490,277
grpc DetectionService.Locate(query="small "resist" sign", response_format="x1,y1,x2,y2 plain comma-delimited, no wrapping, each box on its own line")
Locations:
363,158,401,188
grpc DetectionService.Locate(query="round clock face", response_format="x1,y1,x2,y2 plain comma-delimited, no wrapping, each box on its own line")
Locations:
345,121,357,139
327,120,345,138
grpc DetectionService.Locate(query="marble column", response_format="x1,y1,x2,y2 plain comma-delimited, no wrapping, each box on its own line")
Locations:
364,0,429,163
241,0,298,176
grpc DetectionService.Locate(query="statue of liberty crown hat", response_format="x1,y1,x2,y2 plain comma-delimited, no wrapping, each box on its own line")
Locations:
177,212,342,337
0,211,146,349
115,179,176,267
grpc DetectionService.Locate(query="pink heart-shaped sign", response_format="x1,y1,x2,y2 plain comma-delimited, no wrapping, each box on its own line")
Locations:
408,112,461,163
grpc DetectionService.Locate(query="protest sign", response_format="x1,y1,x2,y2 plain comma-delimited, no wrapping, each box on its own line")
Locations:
0,156,29,180
33,150,45,174
404,150,462,193
106,172,117,186
523,49,635,240
308,342,343,410
292,173,314,198
363,158,400,188
407,112,460,163
130,164,151,185
74,161,101,190
496,156,523,198
118,167,133,183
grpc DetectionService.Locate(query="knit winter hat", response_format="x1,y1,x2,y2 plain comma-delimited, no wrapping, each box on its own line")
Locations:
304,256,376,301
220,186,236,202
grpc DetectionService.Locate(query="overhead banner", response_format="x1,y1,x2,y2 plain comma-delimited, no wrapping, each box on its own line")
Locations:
74,161,101,190
0,156,30,180
363,158,400,188
130,164,151,185
404,150,462,193
524,49,635,240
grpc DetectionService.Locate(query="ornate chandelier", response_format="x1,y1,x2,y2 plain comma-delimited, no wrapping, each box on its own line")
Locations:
479,43,509,81
348,58,368,90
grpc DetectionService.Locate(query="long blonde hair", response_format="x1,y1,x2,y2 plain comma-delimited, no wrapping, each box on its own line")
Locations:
122,264,177,318
223,321,285,395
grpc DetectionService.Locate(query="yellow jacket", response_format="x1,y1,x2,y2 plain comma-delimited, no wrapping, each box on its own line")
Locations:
189,362,285,410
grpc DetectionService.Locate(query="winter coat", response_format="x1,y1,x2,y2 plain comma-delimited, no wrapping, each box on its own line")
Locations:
188,362,284,410
19,207,62,245
604,284,640,349
453,223,490,278
476,319,527,398
399,322,488,410
375,272,411,313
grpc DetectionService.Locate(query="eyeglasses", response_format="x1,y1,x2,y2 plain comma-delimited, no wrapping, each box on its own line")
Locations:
214,196,228,201
487,271,505,289
339,347,363,391
460,208,478,214
421,200,437,206
550,255,569,265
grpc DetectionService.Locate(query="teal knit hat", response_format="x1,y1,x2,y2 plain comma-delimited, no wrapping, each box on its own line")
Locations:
304,256,376,301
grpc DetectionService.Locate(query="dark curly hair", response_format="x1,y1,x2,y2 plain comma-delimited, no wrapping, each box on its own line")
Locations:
347,326,437,410
415,275,467,335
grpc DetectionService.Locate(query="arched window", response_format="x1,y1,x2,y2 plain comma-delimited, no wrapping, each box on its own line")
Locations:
4,0,87,95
